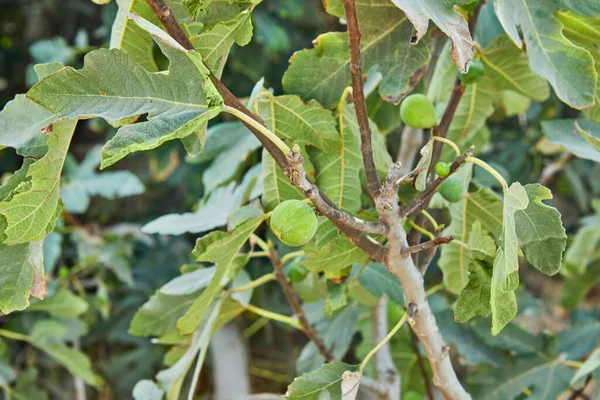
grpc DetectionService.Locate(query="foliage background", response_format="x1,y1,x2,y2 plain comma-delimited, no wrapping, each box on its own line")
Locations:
0,0,599,399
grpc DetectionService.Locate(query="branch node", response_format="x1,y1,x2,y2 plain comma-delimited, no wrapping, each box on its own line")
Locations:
408,302,419,317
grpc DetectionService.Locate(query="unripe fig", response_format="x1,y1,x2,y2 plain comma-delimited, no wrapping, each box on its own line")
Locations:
458,59,484,84
438,178,463,203
270,200,317,247
435,161,451,177
400,94,437,129
285,260,308,283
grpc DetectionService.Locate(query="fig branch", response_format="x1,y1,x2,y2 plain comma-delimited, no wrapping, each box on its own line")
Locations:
143,0,389,261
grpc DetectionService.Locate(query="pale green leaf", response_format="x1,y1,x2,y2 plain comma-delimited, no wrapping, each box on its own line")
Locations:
439,184,504,294
323,281,347,318
556,11,600,122
286,361,358,400
27,40,223,169
390,0,473,72
157,299,222,400
494,0,597,109
27,289,88,318
0,95,53,157
261,149,304,211
160,266,216,296
561,263,600,310
255,94,340,151
110,0,161,71
61,146,145,214
311,105,363,213
470,358,573,400
178,215,265,334
467,220,497,262
541,118,600,163
570,348,600,390
514,184,566,275
283,0,431,107
133,380,164,400
490,182,528,335
0,241,45,314
414,140,433,192
0,120,76,245
358,262,404,305
130,291,199,337
479,35,550,101
562,204,600,276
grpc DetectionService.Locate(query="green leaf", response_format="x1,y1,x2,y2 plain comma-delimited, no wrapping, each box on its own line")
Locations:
283,0,431,108
439,182,504,294
130,292,199,337
414,140,433,192
286,361,358,400
479,35,550,101
0,241,45,314
110,0,162,71
570,348,600,389
494,0,597,109
454,260,492,323
133,380,164,400
390,0,473,72
311,106,362,213
467,220,497,262
558,322,600,361
358,262,404,305
541,118,600,163
0,95,53,157
27,39,223,169
556,11,600,122
561,262,600,310
490,182,528,336
157,299,222,400
469,357,573,400
27,289,88,318
160,266,216,296
61,146,145,214
0,120,76,245
255,93,340,151
323,281,348,318
261,148,304,211
514,184,566,275
472,319,552,356
190,8,255,74
178,215,265,334
563,221,600,276
0,328,103,388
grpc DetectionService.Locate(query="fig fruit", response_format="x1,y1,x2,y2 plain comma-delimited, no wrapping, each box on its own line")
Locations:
400,94,437,129
439,178,463,203
458,59,484,84
285,260,309,283
435,161,451,177
270,200,317,247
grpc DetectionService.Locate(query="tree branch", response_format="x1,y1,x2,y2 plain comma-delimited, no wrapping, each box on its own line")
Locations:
144,0,388,262
400,236,454,257
340,0,381,199
268,248,334,362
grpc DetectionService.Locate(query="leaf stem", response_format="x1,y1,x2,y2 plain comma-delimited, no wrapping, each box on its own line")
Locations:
250,233,270,252
229,273,276,293
244,304,302,330
223,105,291,155
421,210,440,231
432,136,461,157
280,250,304,265
248,251,269,258
408,219,435,240
360,311,408,373
465,156,508,192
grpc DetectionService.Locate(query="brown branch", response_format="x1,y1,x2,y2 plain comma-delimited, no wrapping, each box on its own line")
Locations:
268,248,333,362
409,330,434,400
340,0,381,199
400,236,454,257
145,0,388,262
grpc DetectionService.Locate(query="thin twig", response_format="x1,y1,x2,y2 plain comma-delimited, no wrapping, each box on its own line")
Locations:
268,248,334,361
409,330,434,400
400,236,454,257
340,0,381,199
538,152,573,186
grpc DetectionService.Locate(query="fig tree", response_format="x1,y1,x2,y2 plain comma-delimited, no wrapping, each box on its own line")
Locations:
458,59,484,84
400,94,437,129
270,200,317,247
439,178,463,203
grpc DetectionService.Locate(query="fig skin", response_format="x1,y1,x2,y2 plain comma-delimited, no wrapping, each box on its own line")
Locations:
439,178,463,203
270,200,318,247
400,94,437,129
